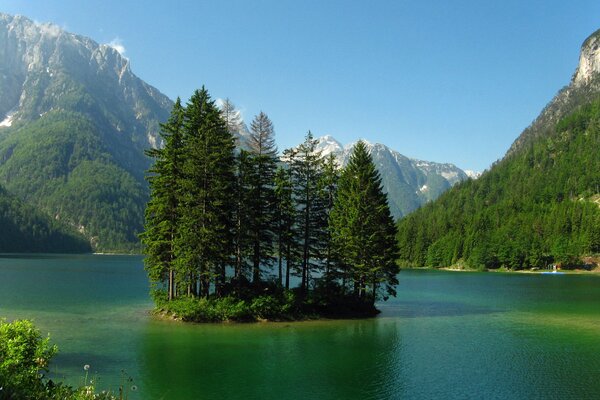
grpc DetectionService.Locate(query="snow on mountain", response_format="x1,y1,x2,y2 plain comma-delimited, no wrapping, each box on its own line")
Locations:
464,170,482,179
315,134,344,156
312,135,470,219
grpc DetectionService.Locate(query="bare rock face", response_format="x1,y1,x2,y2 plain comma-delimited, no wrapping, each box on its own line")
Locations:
507,28,600,156
0,12,174,250
573,29,600,86
0,13,172,151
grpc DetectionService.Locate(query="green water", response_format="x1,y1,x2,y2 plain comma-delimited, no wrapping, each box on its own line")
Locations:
1,255,600,399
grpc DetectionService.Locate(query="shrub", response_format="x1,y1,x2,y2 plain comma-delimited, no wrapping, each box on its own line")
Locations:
250,295,282,319
0,319,56,398
0,319,120,399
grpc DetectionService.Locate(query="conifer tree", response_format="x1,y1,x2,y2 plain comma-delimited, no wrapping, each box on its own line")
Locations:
329,141,399,303
247,112,278,284
175,87,236,297
274,166,296,288
285,132,327,293
320,153,340,287
219,98,245,146
233,149,254,283
141,98,185,301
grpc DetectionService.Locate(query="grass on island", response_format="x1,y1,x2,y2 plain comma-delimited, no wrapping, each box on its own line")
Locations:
152,282,380,323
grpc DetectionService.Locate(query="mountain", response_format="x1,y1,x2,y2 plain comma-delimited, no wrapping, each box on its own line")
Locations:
0,13,173,251
0,183,90,252
396,29,600,270
314,135,470,219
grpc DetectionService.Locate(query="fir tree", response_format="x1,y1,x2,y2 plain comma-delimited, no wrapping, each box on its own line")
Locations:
247,112,278,284
219,98,245,146
274,165,297,288
232,149,254,284
285,132,328,293
141,98,185,300
330,141,399,303
320,153,340,287
175,87,236,297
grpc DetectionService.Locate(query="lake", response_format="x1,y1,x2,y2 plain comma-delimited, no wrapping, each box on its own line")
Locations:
1,254,599,399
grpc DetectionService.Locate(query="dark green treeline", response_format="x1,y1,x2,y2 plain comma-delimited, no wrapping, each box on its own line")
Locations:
397,96,600,270
141,88,398,317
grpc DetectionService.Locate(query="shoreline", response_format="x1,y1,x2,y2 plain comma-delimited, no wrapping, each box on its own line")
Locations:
403,266,600,275
151,308,381,325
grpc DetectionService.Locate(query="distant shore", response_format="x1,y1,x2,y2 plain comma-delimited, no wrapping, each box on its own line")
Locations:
403,266,600,275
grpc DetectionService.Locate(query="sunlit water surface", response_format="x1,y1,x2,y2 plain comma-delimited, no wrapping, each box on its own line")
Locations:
1,254,599,399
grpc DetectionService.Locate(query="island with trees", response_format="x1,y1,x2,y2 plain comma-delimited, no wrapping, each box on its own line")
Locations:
141,87,399,322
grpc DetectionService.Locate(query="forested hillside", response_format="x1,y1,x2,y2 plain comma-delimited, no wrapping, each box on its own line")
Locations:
0,13,171,252
0,184,90,252
397,92,600,270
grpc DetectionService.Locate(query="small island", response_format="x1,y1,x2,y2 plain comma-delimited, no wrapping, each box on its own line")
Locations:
141,88,399,322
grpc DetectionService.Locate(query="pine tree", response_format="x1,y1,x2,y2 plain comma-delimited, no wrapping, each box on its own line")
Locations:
141,98,185,301
219,98,245,146
247,112,278,284
320,153,340,287
329,141,399,304
274,166,297,288
285,132,327,294
232,149,254,284
175,87,236,297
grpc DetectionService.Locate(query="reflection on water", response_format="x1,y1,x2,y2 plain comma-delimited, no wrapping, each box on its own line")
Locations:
138,319,402,400
1,255,600,399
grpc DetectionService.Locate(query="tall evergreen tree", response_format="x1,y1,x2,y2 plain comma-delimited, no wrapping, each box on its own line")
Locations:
219,98,245,146
274,165,297,288
247,112,278,284
329,141,399,303
320,153,340,286
232,149,254,284
141,98,185,301
174,87,236,297
285,132,328,293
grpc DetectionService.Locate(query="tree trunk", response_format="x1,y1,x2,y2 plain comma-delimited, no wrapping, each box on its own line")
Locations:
168,268,174,301
285,242,291,290
278,227,283,287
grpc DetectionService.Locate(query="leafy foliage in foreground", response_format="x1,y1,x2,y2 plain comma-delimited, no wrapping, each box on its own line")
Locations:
0,319,123,400
397,97,600,270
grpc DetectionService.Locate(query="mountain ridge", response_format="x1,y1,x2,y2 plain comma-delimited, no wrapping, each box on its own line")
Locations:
396,27,600,269
0,12,173,251
312,135,470,219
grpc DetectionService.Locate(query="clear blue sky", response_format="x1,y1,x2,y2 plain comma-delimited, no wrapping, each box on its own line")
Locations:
2,1,599,172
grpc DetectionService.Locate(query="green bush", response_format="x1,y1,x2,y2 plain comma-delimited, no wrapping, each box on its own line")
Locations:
0,319,120,399
0,319,56,398
250,295,283,319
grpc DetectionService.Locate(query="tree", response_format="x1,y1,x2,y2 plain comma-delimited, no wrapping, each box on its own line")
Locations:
320,153,340,286
141,98,185,300
330,141,399,303
247,112,278,284
274,165,297,288
232,149,254,284
285,132,328,293
219,98,246,146
174,87,236,297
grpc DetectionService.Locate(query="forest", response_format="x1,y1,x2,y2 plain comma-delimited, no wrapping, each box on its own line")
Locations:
397,96,600,270
141,87,399,322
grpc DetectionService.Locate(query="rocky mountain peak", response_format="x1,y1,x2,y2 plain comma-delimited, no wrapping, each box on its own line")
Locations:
0,12,171,151
311,135,469,218
573,28,600,86
507,27,600,156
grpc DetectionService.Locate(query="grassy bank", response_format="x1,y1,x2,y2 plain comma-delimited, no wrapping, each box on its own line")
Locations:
152,289,380,323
